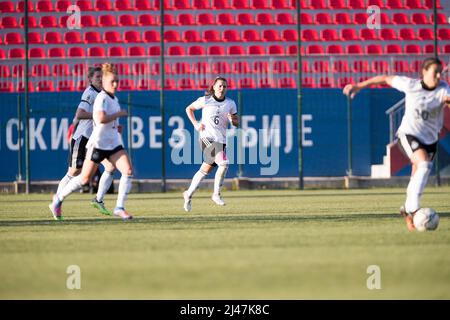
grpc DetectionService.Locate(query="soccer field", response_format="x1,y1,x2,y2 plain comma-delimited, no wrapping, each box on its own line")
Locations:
0,187,449,299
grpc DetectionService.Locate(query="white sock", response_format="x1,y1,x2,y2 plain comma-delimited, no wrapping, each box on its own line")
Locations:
213,165,228,196
115,175,132,210
56,174,73,195
58,175,83,202
405,161,432,213
96,171,114,202
186,169,208,197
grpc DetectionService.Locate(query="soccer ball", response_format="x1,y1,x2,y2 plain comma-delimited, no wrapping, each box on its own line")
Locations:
413,208,439,232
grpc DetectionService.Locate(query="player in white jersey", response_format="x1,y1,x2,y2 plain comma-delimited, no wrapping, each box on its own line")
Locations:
183,77,239,212
50,63,133,220
54,66,116,216
344,57,450,231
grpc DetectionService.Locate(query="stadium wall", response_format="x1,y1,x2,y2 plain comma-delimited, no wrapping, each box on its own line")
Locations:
0,88,412,182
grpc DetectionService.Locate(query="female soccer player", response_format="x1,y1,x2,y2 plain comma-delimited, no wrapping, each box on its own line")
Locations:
50,63,133,220
343,57,450,230
182,77,239,212
55,66,116,215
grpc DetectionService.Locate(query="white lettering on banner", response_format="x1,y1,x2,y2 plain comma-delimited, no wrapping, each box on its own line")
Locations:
6,119,22,151
261,115,281,148
241,115,258,149
131,116,144,149
149,116,162,148
30,118,46,150
51,118,69,150
302,114,313,147
285,115,292,154
168,116,185,148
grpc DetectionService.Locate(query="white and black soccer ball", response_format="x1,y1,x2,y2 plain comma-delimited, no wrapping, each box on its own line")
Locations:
413,208,440,232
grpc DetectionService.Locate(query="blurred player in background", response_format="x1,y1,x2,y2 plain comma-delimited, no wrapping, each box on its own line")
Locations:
183,77,239,212
344,57,450,231
56,66,116,215
50,63,133,220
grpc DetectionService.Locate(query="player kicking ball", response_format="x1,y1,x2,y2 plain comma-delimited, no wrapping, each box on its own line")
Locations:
183,77,239,212
344,57,450,230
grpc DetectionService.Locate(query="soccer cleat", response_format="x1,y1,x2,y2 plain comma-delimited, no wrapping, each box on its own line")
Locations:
49,195,63,221
113,208,133,220
91,198,111,215
211,194,225,206
183,191,192,212
400,206,415,231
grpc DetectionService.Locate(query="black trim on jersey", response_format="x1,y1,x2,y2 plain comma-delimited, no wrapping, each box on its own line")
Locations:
80,100,90,104
90,84,101,93
420,80,437,91
104,90,115,100
212,94,225,102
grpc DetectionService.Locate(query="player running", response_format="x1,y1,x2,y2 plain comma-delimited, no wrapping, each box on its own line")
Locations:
343,57,450,231
183,77,239,212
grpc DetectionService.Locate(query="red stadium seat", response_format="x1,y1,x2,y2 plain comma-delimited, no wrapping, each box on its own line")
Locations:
184,30,201,42
367,0,384,7
18,81,35,93
418,29,434,40
179,78,195,90
32,64,51,77
387,0,402,8
212,61,231,74
53,64,70,76
120,79,135,91
136,0,151,10
360,29,378,41
85,31,101,43
12,64,25,77
393,61,409,72
28,32,42,44
37,0,53,11
168,46,185,56
238,78,256,89
232,0,249,9
279,77,296,88
162,14,177,25
36,80,55,92
44,32,62,44
223,30,241,42
64,31,82,43
353,13,368,25
372,60,389,72
380,29,397,41
303,29,319,41
259,78,275,89
307,45,324,54
330,0,346,8
233,61,251,74
203,30,221,42
73,63,86,76
349,0,365,8
1,16,17,28
30,48,45,58
425,0,442,9
104,31,122,43
56,0,71,11
40,16,57,28
81,15,96,27
139,14,157,26
321,29,338,41
119,15,136,26
327,45,344,54
319,77,335,88
263,30,280,41
252,0,270,9
144,30,160,42
49,48,66,58
192,61,211,74
393,13,409,25
341,29,359,41
76,0,93,11
99,15,116,27
347,44,364,54
109,47,126,57
282,29,298,42
218,13,235,25
149,46,161,56
276,13,295,25
269,45,284,55
58,80,74,92
399,28,416,40
253,61,269,73
229,46,245,55
129,46,146,56
115,0,132,10
315,13,332,25
406,0,424,8
238,13,256,25
313,61,330,73
17,1,33,12
273,61,291,73
124,30,141,43
20,16,38,28
213,0,231,10
198,13,215,25
159,79,176,90
164,30,180,42
133,62,150,75
9,48,25,59
0,1,14,12
353,60,370,72
208,46,225,55
300,13,313,25
243,30,260,42
0,48,4,59
273,0,293,9
178,13,195,25
311,0,327,9
248,45,265,55
88,47,105,57
333,61,350,72
337,77,354,88
444,45,450,54
438,29,450,40
412,13,429,25
173,62,191,74
386,44,402,54
424,44,439,54
335,12,352,25
0,81,13,93
432,13,447,24
405,44,421,54
194,0,210,9
257,13,275,25
0,65,10,78
137,79,156,91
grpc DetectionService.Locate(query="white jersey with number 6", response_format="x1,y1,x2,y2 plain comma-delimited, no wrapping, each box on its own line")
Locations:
88,91,123,150
190,95,238,144
392,76,450,145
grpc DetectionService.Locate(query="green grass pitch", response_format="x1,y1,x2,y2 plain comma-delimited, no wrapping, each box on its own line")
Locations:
0,187,449,299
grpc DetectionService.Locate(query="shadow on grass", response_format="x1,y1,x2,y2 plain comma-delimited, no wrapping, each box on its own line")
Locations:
1,212,449,227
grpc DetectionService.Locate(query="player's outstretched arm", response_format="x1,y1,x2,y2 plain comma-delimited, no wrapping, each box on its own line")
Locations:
186,105,204,131
343,75,395,99
228,113,239,127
